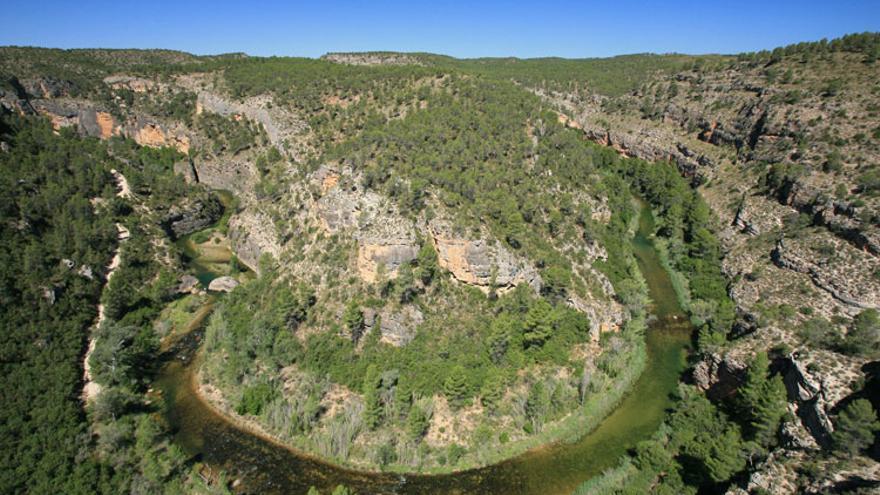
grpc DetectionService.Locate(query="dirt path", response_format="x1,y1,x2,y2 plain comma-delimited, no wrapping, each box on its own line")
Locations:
82,172,131,402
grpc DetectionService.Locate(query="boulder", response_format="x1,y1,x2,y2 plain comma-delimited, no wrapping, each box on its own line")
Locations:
177,275,200,294
208,276,239,293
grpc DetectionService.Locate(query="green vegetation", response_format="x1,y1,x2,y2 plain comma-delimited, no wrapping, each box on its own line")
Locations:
0,116,118,493
612,157,734,347
421,53,716,97
832,399,880,456
0,115,220,493
5,30,879,494
195,112,267,156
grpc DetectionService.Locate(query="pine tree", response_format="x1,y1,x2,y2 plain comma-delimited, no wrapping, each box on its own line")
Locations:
415,241,438,285
393,376,413,420
523,299,553,349
406,403,430,439
343,301,364,342
833,399,880,456
480,372,505,415
362,364,383,430
443,365,469,409
736,352,788,448
525,381,550,433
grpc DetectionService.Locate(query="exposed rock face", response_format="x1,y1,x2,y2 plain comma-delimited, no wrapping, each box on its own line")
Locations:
21,76,74,98
780,407,821,451
133,121,190,153
173,159,200,184
780,355,834,448
724,450,801,495
541,89,717,184
160,194,223,239
103,75,156,93
357,241,419,283
309,165,422,283
566,293,625,341
322,52,424,66
191,158,256,192
692,352,748,400
208,276,239,292
194,92,306,156
228,208,282,272
95,111,115,138
12,94,192,154
428,221,542,293
773,179,880,256
363,305,424,346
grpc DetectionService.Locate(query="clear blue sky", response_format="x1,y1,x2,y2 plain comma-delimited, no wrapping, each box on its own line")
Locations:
3,1,879,58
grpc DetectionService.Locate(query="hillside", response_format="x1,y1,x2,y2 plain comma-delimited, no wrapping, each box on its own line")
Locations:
0,34,878,495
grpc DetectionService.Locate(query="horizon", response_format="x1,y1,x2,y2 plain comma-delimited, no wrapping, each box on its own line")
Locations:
3,1,880,59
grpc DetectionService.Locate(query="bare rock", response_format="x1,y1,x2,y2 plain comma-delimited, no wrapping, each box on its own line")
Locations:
322,53,424,66
692,352,747,400
363,306,425,347
77,265,94,280
177,275,199,294
357,241,419,283
160,193,223,239
130,120,190,154
780,355,834,448
428,220,542,293
21,76,74,98
208,276,239,293
228,208,282,273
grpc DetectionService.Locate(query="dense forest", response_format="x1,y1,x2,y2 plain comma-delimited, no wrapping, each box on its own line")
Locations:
0,115,231,494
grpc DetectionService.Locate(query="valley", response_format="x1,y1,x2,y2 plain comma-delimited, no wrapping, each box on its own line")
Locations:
1,32,878,495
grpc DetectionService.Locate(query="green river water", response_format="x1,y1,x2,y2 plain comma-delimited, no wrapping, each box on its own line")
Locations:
155,200,692,494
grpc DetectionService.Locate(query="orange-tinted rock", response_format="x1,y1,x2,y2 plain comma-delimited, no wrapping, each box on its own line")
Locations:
96,111,115,139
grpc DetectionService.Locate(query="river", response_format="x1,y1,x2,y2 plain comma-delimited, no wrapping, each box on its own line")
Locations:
154,199,692,495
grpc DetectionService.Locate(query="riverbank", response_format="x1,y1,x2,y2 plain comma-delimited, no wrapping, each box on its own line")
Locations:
191,323,648,476
151,199,693,494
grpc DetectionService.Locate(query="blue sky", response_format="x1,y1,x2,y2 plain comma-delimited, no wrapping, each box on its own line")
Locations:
3,1,879,58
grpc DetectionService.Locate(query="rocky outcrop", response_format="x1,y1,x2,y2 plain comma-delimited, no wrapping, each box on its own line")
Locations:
194,91,306,156
6,91,192,153
160,194,223,239
21,76,75,99
322,52,424,66
780,355,834,448
103,75,156,93
428,221,542,294
362,305,424,346
176,275,200,294
772,238,880,310
208,276,239,292
692,352,748,400
191,158,256,192
357,241,419,283
539,88,718,184
566,293,625,342
774,180,880,256
228,208,282,272
132,120,190,153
